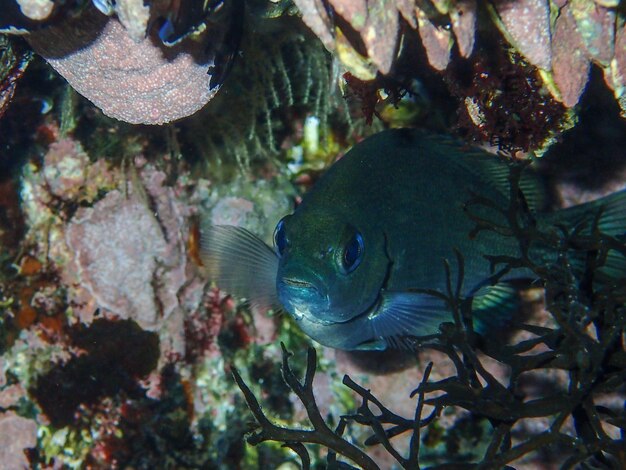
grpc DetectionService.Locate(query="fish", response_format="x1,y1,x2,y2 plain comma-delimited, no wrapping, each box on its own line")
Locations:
201,129,626,350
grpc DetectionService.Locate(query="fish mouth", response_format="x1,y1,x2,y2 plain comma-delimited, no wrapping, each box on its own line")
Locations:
279,275,384,326
278,276,331,323
293,306,335,325
294,295,384,350
296,293,382,326
282,278,316,289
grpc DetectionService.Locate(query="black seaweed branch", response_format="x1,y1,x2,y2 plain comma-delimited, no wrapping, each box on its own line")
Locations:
232,343,379,470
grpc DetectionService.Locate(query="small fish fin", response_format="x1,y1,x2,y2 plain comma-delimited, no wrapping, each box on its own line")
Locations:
467,157,547,213
371,292,452,348
597,189,626,237
200,224,280,311
552,188,626,237
434,135,547,212
517,173,549,213
471,282,519,333
597,252,626,281
549,189,626,280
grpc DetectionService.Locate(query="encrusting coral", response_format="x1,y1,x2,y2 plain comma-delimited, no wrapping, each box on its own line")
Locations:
3,127,304,465
25,7,224,125
1,0,252,124
65,184,187,330
295,0,626,121
0,410,37,468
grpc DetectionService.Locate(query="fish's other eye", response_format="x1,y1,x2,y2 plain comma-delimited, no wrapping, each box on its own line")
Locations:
274,218,288,255
342,231,364,273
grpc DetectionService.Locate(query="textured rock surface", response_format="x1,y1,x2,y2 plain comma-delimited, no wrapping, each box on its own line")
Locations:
114,0,150,42
16,0,54,20
27,9,221,124
417,9,452,71
65,175,187,330
42,139,89,201
551,3,591,107
450,0,477,58
491,0,552,71
0,411,38,468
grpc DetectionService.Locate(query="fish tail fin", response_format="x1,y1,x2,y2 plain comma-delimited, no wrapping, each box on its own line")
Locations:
200,223,280,311
555,189,626,236
471,282,520,333
547,189,626,279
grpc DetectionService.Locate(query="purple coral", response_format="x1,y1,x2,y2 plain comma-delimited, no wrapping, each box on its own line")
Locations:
26,9,222,124
0,411,37,468
65,166,188,332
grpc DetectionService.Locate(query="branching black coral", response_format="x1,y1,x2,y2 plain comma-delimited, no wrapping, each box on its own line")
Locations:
232,343,379,470
341,364,436,469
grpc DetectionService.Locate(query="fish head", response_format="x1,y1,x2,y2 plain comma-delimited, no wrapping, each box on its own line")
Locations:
273,209,389,329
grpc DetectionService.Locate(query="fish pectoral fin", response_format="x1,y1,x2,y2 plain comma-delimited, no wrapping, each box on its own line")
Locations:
373,284,520,348
371,291,453,348
471,282,520,332
200,224,280,312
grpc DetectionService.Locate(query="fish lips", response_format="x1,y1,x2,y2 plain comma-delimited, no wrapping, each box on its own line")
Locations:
277,273,379,329
293,301,382,350
277,275,334,325
276,268,384,349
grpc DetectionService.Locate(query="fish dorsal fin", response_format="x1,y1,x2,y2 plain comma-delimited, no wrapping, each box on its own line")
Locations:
462,155,546,213
430,135,547,212
200,224,280,311
471,282,519,332
370,292,453,348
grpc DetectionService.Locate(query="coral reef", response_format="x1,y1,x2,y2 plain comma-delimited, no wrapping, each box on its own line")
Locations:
15,0,55,21
0,0,624,468
31,318,160,427
65,171,188,331
445,36,573,153
181,14,348,173
201,176,296,242
25,8,224,124
107,0,150,42
294,0,626,150
1,0,245,123
1,113,307,467
0,410,37,468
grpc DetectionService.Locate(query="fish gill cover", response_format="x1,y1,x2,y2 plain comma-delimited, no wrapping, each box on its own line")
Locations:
0,0,624,468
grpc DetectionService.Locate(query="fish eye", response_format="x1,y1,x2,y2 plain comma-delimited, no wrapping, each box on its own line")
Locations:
342,231,364,273
273,217,288,255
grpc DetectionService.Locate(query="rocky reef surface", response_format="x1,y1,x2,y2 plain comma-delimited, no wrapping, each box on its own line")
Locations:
0,0,625,468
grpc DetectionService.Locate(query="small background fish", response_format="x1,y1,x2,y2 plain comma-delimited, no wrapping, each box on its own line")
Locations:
201,129,626,350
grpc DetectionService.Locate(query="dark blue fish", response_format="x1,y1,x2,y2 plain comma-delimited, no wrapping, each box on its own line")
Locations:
202,130,626,350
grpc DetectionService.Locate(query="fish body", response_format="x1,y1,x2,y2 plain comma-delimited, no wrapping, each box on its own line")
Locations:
202,129,626,350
